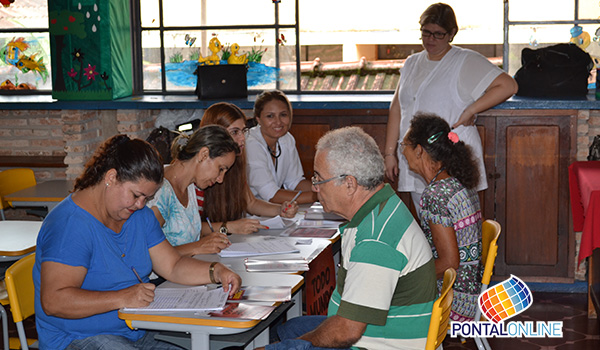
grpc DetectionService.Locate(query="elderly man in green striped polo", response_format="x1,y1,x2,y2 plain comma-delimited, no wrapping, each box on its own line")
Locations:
260,126,437,350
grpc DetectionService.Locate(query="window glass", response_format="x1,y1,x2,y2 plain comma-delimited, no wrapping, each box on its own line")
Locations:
142,30,162,91
509,0,574,22
160,0,279,27
141,28,296,92
578,0,600,20
140,0,160,28
0,0,51,91
0,0,48,28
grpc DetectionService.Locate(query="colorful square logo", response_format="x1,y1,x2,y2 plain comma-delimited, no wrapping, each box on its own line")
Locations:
478,275,533,323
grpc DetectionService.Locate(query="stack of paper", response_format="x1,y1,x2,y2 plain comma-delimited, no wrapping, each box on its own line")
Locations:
244,258,309,272
304,202,346,221
228,286,292,302
218,237,300,258
209,303,276,320
258,216,296,229
288,227,338,238
123,286,228,312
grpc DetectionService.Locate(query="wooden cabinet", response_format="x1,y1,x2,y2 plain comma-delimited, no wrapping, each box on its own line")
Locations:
477,109,576,282
290,108,576,282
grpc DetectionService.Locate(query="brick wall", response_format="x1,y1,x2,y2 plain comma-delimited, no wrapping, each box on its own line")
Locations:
0,109,66,180
0,109,162,181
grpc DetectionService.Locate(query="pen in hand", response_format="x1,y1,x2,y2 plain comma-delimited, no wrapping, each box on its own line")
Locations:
131,266,143,283
206,217,215,232
284,191,302,212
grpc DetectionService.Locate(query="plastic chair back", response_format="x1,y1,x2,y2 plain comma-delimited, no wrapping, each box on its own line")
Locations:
473,219,502,350
5,253,37,350
425,267,456,350
0,168,37,211
480,220,501,289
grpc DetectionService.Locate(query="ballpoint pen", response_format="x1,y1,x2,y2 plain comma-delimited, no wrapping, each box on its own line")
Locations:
206,217,215,232
284,191,302,212
131,266,143,283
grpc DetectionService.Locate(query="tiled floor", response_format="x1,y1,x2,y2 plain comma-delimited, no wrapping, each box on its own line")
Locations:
444,291,600,350
1,292,599,349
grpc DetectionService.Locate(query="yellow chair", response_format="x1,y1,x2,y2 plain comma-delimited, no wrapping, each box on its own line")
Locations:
473,219,502,350
4,253,38,350
0,168,37,220
425,267,456,350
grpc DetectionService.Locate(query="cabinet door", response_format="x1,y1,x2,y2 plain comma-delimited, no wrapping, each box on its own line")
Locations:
290,109,389,178
492,111,576,281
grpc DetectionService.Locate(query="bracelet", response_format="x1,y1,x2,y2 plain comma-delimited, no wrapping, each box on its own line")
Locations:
209,261,218,284
384,153,395,157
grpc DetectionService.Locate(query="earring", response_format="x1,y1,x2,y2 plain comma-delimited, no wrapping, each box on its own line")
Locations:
106,183,109,187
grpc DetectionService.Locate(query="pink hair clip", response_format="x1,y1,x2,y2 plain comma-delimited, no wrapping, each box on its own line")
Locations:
448,132,459,144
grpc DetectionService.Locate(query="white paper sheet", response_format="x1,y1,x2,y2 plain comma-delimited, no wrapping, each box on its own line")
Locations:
123,286,228,312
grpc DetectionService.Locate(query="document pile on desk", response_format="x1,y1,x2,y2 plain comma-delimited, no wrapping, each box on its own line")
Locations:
218,237,300,257
244,258,309,272
209,286,291,320
304,202,345,221
123,286,228,312
229,286,291,302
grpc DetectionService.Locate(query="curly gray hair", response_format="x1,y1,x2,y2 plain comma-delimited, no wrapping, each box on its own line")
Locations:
315,126,384,190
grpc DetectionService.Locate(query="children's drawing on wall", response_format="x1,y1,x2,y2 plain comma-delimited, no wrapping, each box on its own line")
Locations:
48,0,131,100
163,32,283,90
0,36,50,90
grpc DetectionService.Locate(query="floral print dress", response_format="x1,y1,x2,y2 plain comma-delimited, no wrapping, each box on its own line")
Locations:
420,177,483,322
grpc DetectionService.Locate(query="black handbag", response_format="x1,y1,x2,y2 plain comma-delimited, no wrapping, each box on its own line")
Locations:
514,43,593,97
194,64,248,100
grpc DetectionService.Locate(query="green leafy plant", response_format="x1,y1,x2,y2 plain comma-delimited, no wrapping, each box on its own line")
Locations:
221,44,231,61
248,35,267,63
169,52,183,63
189,49,200,61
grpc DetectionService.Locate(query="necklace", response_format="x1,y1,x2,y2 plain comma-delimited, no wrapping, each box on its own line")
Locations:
429,167,446,185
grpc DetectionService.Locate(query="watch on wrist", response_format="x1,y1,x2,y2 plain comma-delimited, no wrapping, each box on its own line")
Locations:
219,222,230,235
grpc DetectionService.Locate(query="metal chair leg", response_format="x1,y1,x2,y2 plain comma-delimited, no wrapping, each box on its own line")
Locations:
1,304,9,350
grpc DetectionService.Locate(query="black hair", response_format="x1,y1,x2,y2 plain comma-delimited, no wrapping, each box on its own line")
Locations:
405,113,479,189
170,124,239,162
74,135,164,191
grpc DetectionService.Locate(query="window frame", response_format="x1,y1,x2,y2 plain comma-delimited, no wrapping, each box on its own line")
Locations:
130,0,302,95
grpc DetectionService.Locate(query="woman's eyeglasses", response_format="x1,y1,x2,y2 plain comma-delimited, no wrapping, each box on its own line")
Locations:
420,29,448,40
229,127,249,137
399,142,414,152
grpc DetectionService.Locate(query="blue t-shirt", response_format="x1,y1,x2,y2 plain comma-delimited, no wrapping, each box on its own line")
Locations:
33,194,166,350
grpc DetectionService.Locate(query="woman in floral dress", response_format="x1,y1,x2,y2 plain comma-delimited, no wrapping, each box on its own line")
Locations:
401,112,482,322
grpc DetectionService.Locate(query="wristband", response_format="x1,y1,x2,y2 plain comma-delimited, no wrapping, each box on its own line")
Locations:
209,261,218,284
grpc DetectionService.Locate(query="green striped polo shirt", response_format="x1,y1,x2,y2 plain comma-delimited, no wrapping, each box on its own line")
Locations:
327,184,437,350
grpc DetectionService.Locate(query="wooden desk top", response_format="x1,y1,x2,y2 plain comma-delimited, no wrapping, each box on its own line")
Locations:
0,220,42,256
5,179,74,202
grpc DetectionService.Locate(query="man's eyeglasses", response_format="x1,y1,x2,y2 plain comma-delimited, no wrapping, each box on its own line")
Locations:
311,174,347,187
420,29,448,40
229,127,249,137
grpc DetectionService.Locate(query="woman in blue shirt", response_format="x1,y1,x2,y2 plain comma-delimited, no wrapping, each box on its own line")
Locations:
33,134,241,350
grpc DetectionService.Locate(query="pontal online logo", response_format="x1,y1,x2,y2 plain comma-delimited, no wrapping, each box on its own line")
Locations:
451,275,563,339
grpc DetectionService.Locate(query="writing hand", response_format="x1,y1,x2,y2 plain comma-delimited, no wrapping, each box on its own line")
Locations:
280,200,299,217
124,283,156,308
